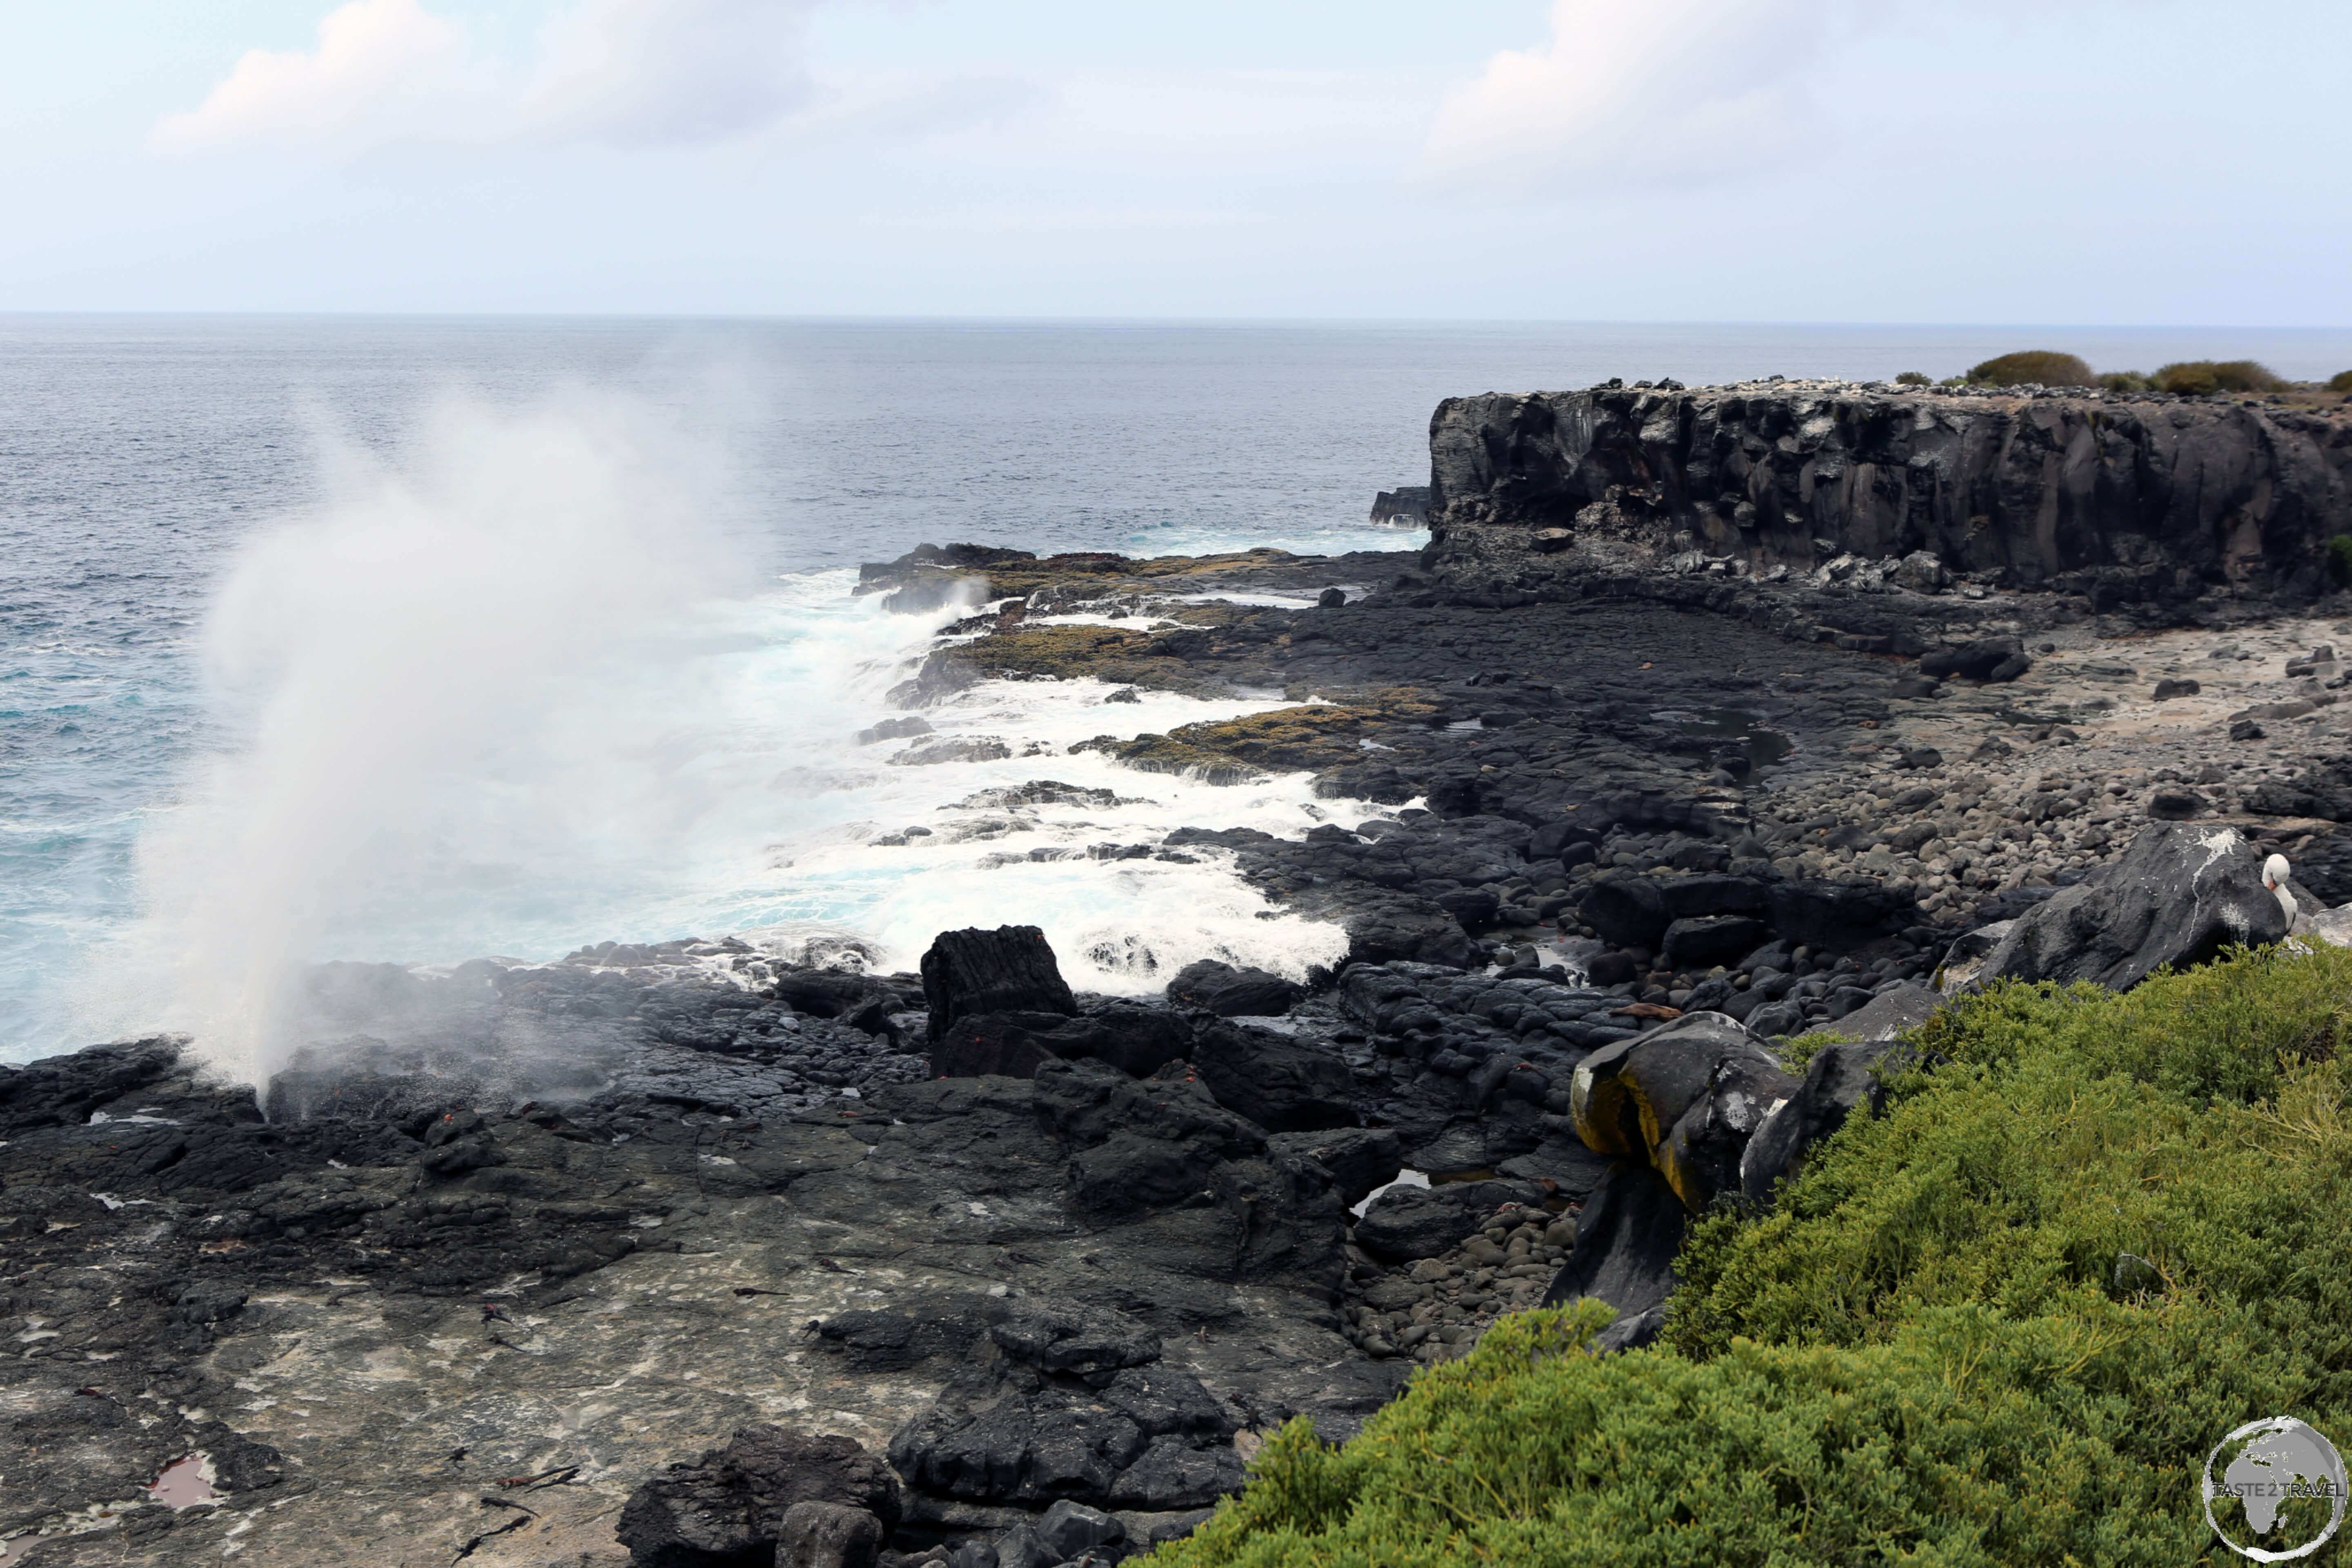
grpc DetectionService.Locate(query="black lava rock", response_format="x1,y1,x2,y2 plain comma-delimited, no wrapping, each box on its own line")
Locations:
1977,822,2290,991
1539,1161,1686,1351
921,927,1077,1043
1166,960,1305,1018
618,1426,902,1568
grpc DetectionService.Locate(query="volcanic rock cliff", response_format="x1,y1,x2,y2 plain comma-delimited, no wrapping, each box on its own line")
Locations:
1421,378,2352,616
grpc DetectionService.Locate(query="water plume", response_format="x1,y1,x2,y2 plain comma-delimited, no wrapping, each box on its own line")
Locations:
87,385,760,1084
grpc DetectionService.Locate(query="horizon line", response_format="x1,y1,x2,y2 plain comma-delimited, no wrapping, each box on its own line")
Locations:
3,310,2352,333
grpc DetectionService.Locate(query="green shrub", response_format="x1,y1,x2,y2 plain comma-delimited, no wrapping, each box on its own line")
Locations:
2100,370,2151,393
2329,534,2352,585
1162,946,2352,1566
1893,370,1931,386
2154,360,2283,396
2329,370,2352,394
1965,350,2094,387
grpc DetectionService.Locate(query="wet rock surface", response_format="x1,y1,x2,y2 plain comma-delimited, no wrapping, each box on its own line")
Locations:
18,435,2352,1562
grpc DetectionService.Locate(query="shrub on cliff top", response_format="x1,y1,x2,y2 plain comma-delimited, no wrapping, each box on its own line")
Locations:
1160,944,2352,1566
1965,349,2094,387
2155,360,2283,396
2329,370,2352,394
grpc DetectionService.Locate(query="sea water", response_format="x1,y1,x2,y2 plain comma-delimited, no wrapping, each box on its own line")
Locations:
8,316,2352,1069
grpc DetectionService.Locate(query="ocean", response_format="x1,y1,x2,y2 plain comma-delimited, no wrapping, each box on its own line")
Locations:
8,316,2352,1070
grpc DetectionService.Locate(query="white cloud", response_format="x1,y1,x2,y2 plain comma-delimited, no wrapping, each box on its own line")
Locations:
1409,0,1829,194
155,0,826,158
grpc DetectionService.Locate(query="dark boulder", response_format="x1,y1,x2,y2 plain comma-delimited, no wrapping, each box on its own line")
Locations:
1165,960,1305,1018
1767,878,1915,949
773,971,906,1038
1740,1039,1897,1203
812,1294,991,1372
1032,1058,1263,1161
1919,637,2029,682
1657,1045,1801,1210
1189,1020,1356,1133
1582,950,1642,987
1578,874,1670,948
1350,1180,1540,1263
1029,1058,1349,1284
775,1501,884,1568
930,1011,1080,1079
1655,874,1772,918
618,1427,901,1568
987,1299,1161,1381
1338,895,1482,969
920,927,1076,1042
1569,1012,1779,1168
1797,981,1943,1046
1526,820,1601,860
1539,1162,1686,1352
1310,762,1416,804
930,1004,1192,1080
0,1037,182,1135
2243,754,2352,821
886,1323,1239,1510
1039,1499,1127,1561
1976,822,2291,992
418,1109,502,1177
1660,915,1766,971
1080,1002,1198,1077
1267,1127,1402,1207
1432,887,1501,931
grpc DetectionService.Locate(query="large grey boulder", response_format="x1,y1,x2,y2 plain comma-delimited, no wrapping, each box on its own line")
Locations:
1795,981,1944,1045
1739,1041,1893,1203
1976,823,2291,991
1538,1162,1686,1352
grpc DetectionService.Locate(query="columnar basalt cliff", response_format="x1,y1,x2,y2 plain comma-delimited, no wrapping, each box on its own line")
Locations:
1422,379,2352,613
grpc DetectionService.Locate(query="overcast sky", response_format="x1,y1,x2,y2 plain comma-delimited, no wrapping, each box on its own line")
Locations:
4,1,2345,321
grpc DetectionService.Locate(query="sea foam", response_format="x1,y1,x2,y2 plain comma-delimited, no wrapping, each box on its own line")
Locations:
80,386,1369,1082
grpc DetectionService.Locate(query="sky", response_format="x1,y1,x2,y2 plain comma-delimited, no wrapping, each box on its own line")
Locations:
1,0,2346,322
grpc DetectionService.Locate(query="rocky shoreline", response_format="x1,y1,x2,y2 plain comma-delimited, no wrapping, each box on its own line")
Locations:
10,378,2352,1567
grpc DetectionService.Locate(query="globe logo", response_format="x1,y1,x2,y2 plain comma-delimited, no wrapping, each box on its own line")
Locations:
2205,1417,2348,1561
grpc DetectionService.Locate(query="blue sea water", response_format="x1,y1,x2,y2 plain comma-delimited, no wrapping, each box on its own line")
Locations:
7,316,2351,1065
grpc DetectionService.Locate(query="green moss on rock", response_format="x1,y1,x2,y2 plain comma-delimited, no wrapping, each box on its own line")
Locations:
1082,693,1445,782
924,623,1219,696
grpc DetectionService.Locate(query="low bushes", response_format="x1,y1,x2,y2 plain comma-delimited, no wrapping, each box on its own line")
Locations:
2153,360,2284,396
1161,945,2352,1566
1964,350,2094,387
2330,371,2352,394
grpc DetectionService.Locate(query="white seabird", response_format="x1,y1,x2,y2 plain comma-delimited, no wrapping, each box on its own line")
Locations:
2263,853,2302,929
